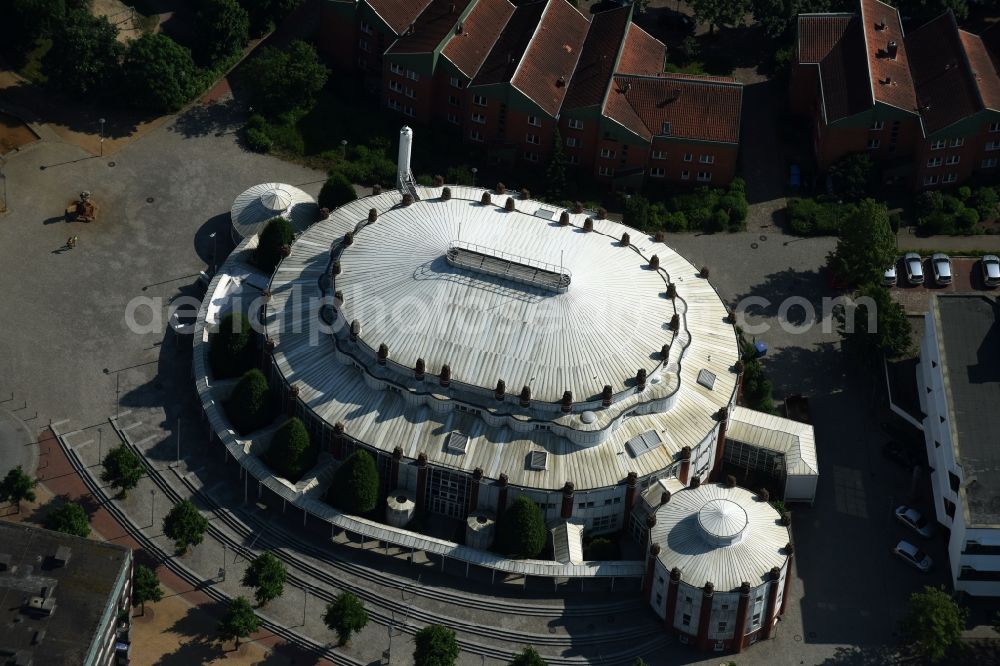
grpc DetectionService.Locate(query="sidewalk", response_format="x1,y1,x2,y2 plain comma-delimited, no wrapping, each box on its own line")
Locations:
896,227,1000,253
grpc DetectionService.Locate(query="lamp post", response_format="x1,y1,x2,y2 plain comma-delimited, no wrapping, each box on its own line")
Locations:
0,154,7,214
471,167,478,187
302,585,310,626
98,427,103,462
150,489,155,528
340,139,348,159
208,232,217,274
99,118,106,157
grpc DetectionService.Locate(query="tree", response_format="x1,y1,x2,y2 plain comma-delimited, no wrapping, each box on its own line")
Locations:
496,496,546,558
0,466,37,513
828,153,877,201
194,0,250,66
3,0,67,57
413,624,459,666
901,586,967,662
122,33,200,112
265,417,316,482
218,596,260,650
318,172,358,211
752,0,835,39
101,445,144,498
244,40,328,116
323,591,368,645
44,501,90,537
240,0,303,36
44,9,123,96
895,0,968,25
631,660,649,666
545,129,567,199
740,340,775,413
827,199,896,289
836,282,911,361
241,551,287,606
210,312,256,379
327,450,379,515
689,0,751,33
133,564,163,616
510,647,547,666
226,368,275,435
162,499,208,554
255,216,295,274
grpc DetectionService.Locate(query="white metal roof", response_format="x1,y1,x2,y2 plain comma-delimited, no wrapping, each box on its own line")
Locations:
728,406,818,476
262,187,739,491
230,182,318,241
551,522,585,565
651,483,790,591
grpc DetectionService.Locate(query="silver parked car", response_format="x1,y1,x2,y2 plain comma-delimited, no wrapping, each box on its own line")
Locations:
982,255,1000,288
893,540,933,572
931,253,952,285
895,505,934,538
904,252,924,285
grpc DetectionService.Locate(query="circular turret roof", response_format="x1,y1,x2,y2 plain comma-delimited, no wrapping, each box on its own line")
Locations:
697,498,748,546
230,182,319,241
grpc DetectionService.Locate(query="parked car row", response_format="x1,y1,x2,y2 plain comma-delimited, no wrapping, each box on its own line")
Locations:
893,505,936,572
885,253,1000,288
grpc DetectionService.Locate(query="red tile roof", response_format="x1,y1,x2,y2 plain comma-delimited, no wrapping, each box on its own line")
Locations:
563,6,632,111
860,0,917,112
472,0,547,87
440,0,516,78
616,23,665,76
386,0,476,55
797,15,853,63
604,75,742,144
817,17,873,122
366,0,435,37
511,0,590,117
907,12,983,133
960,31,1000,112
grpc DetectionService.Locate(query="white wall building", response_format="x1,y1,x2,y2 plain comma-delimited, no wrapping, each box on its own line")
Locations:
918,295,1000,596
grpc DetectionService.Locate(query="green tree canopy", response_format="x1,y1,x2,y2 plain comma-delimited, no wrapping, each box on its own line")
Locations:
631,659,649,666
255,216,295,274
44,9,123,96
101,445,144,498
162,499,209,554
901,586,967,662
496,496,546,558
896,0,968,25
226,368,276,435
122,33,200,112
241,551,287,606
510,647,547,666
413,624,459,666
836,282,911,362
828,198,896,289
218,596,260,649
752,0,837,39
323,591,369,645
240,0,303,36
327,450,379,515
265,417,316,482
244,40,328,116
210,311,256,379
45,501,90,537
2,0,67,56
689,0,751,33
194,0,250,66
0,466,37,512
133,564,163,615
828,153,878,202
318,172,358,211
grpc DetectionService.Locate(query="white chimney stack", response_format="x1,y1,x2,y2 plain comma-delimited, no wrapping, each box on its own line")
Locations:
397,126,413,190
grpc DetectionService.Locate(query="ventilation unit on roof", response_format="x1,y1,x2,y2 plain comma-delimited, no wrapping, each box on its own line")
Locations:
529,450,548,471
626,430,662,458
876,18,886,30
887,40,898,59
662,122,671,136
697,369,717,390
446,432,469,455
456,22,463,34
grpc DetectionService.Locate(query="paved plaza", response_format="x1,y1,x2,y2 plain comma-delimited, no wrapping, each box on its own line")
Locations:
0,97,965,665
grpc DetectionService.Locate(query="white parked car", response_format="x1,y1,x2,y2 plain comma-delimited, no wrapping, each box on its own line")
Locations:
931,253,952,285
982,255,1000,288
895,505,934,538
904,252,924,285
893,540,933,572
884,263,898,287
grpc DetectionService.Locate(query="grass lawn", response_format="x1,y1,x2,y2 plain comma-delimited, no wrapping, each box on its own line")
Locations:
18,37,51,84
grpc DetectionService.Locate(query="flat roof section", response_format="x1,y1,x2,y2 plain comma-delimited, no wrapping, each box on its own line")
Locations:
936,296,1000,526
0,520,131,666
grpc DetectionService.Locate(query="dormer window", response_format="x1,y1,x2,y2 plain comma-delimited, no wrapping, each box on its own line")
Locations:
661,122,671,136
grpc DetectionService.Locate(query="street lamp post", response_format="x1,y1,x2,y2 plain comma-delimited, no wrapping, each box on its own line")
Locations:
471,167,478,187
208,232,217,274
340,139,348,159
99,118,106,157
150,489,155,528
98,427,103,461
302,586,310,626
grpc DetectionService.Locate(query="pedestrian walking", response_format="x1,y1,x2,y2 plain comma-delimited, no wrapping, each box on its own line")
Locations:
67,236,78,249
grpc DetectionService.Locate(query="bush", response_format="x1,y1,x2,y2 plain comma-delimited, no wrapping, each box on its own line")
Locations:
662,210,688,232
244,40,328,116
318,172,358,210
583,537,619,560
122,33,200,112
226,369,276,435
264,417,316,482
337,142,396,186
194,0,250,66
828,153,877,201
786,197,846,236
255,216,295,273
44,501,90,537
243,120,272,152
972,186,999,221
240,0,303,37
496,496,546,558
211,312,256,379
327,450,379,515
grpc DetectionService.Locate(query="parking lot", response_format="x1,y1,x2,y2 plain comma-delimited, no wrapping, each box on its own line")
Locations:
891,255,998,314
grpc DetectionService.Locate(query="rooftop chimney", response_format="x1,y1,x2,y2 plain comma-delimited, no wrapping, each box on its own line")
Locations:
876,18,886,30
887,40,898,59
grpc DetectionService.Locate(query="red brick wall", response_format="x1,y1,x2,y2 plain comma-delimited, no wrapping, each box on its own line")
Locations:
642,140,737,186
558,118,599,171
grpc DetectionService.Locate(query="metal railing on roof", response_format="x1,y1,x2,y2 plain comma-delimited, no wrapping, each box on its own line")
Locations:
446,240,571,293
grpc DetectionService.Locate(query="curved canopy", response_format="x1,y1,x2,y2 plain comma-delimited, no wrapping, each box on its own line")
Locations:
230,182,319,241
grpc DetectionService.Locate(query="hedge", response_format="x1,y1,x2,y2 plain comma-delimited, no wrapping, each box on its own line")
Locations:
225,369,276,435
210,312,256,379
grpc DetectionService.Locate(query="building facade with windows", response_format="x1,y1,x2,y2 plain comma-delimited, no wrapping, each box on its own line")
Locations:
917,295,1000,596
791,0,1000,190
319,0,743,187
